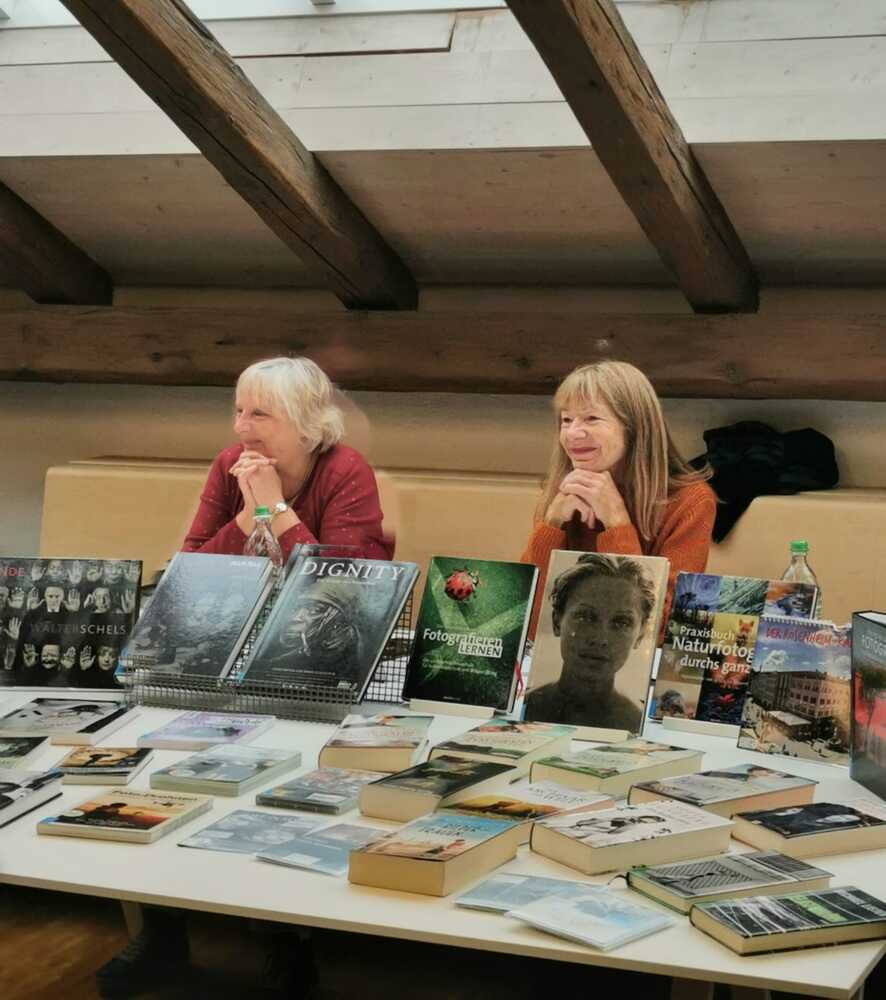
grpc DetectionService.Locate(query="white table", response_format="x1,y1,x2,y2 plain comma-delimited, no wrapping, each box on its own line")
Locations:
0,688,882,1000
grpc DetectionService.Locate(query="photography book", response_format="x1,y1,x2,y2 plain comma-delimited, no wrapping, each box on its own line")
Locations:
509,886,675,952
0,736,46,767
0,697,134,746
429,717,575,779
239,556,418,698
851,611,886,801
690,887,886,955
120,552,274,681
737,617,852,765
318,714,433,772
137,711,275,750
525,551,668,736
402,557,538,713
731,799,886,857
257,767,384,815
652,573,818,725
0,556,141,690
358,755,515,823
0,767,62,827
258,822,387,876
348,812,521,897
628,763,817,817
627,851,833,913
37,789,212,844
55,746,154,785
150,744,302,796
529,738,702,797
530,799,733,875
178,810,321,855
456,872,591,913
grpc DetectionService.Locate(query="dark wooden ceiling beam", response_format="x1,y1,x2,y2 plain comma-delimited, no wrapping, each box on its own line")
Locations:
56,0,417,310
507,0,758,314
1,307,882,399
0,183,112,305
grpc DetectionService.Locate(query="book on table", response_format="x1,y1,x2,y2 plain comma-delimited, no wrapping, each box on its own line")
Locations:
627,851,833,913
0,736,47,767
178,809,322,855
37,789,212,844
731,799,886,857
529,738,702,796
651,573,818,725
119,552,275,681
455,872,592,913
0,767,63,827
851,611,886,801
530,799,734,875
737,616,852,765
136,711,275,750
428,717,575,779
690,886,886,955
55,746,153,785
237,555,418,698
150,744,302,796
317,714,433,773
348,812,521,897
627,763,817,817
524,551,669,738
256,767,384,815
257,822,387,876
402,556,538,713
0,697,135,746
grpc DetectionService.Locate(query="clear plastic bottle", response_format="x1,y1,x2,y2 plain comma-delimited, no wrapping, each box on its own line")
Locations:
781,539,821,618
243,506,283,575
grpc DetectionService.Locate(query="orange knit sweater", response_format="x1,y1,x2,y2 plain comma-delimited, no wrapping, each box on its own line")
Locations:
520,481,717,639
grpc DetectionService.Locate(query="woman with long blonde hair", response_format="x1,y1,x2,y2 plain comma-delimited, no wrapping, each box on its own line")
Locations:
521,361,716,635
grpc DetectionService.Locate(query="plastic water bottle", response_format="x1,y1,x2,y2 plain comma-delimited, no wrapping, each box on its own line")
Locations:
781,539,821,618
243,506,284,576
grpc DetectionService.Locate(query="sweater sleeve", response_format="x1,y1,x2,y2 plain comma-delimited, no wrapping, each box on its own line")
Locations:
521,521,567,639
182,453,248,555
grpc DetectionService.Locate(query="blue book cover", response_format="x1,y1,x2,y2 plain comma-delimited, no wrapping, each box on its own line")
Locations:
257,822,385,875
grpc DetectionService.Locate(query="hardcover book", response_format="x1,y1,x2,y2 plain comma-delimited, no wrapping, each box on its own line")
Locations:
456,872,591,913
150,744,302,796
530,799,734,875
257,767,384,815
358,755,516,823
525,551,669,736
318,714,433,773
509,886,675,952
137,711,275,750
738,617,852,764
0,557,141,689
851,611,886,801
239,555,418,697
652,574,818,724
0,767,62,827
731,799,886,857
402,557,538,712
627,851,833,913
0,698,134,746
690,886,886,955
348,812,521,896
529,738,702,797
178,809,321,855
37,789,212,843
120,552,274,680
257,822,387,876
56,746,153,785
628,763,817,817
429,717,575,778
0,736,46,767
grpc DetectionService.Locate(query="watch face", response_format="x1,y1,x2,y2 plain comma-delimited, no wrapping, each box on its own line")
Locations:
273,502,289,514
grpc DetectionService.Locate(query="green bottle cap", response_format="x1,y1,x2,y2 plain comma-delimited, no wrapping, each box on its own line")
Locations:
790,540,809,554
254,506,271,517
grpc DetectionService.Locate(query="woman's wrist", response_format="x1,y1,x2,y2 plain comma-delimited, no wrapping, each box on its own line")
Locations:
271,508,300,538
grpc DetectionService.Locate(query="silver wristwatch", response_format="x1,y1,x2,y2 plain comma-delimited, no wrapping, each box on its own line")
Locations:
270,501,289,519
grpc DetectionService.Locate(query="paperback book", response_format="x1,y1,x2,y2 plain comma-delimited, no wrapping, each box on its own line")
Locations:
525,551,669,736
0,767,62,827
37,789,212,843
150,744,302,796
258,822,386,876
627,851,833,913
0,698,134,746
318,714,433,773
429,717,575,778
120,552,274,680
738,617,852,764
456,872,591,913
239,555,418,698
56,746,153,785
0,736,46,767
652,574,818,724
690,886,886,955
178,809,321,854
257,768,384,815
0,556,141,689
137,711,275,750
851,611,886,801
731,799,886,857
402,557,538,712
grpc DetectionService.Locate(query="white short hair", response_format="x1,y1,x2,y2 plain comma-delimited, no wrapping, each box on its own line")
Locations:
236,357,344,452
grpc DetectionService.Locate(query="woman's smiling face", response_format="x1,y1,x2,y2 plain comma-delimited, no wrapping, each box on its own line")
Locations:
559,396,627,477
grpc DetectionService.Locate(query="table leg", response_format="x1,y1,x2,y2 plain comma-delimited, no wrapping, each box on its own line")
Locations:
120,900,144,938
670,978,713,1000
730,989,770,1000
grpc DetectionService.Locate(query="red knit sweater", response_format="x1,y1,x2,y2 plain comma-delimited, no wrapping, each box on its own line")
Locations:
521,480,717,637
182,443,394,562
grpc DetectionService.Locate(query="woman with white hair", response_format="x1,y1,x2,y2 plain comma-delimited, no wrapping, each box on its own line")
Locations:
183,356,391,560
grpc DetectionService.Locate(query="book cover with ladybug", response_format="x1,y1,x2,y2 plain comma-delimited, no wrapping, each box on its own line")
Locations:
402,557,538,712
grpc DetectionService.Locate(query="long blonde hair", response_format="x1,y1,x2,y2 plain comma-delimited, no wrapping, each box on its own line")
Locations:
537,361,710,543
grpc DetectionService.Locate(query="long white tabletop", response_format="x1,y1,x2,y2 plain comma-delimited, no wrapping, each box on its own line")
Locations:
0,687,882,1000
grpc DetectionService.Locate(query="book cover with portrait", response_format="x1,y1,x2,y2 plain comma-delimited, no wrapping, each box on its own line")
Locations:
851,612,886,801
524,551,669,736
